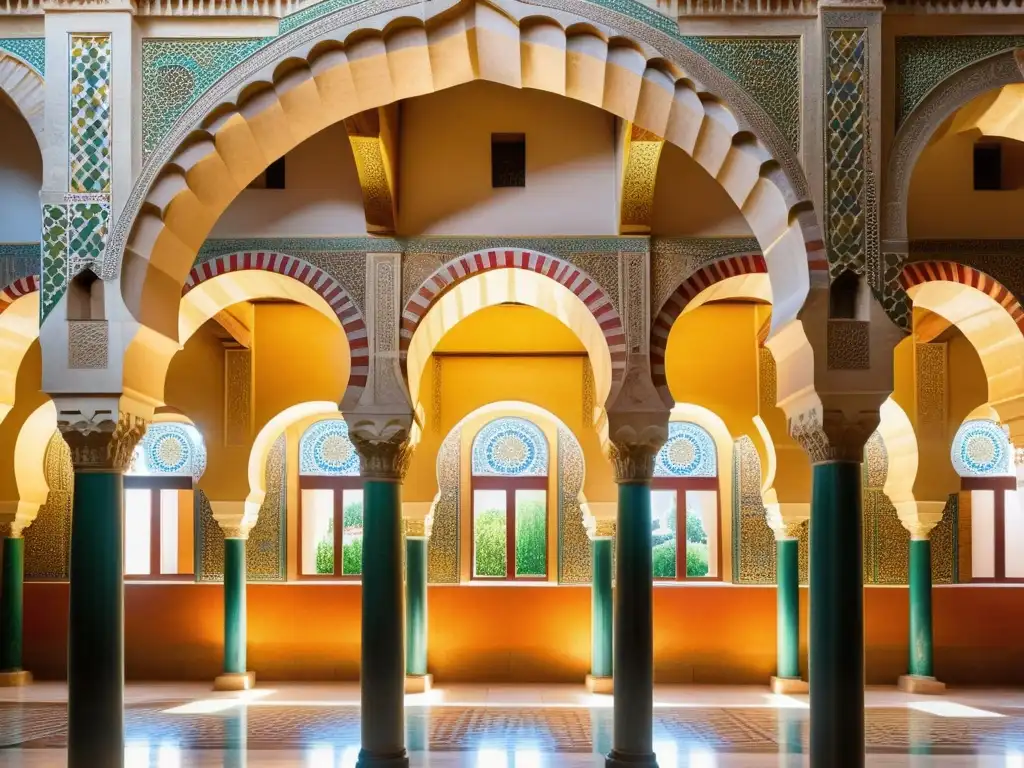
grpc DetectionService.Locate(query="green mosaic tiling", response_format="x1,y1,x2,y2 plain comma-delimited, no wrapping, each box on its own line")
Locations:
41,206,69,323
69,35,112,194
0,38,44,75
279,0,364,32
896,36,1024,129
679,36,800,152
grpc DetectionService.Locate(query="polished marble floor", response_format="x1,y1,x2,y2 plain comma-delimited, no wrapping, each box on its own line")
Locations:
0,683,1023,766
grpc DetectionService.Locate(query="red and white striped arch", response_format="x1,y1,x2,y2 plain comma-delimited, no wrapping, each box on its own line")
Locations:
0,275,40,314
650,253,768,399
183,252,369,398
400,248,627,380
900,261,1024,334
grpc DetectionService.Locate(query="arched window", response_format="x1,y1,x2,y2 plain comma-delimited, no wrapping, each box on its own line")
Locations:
951,419,1020,581
124,423,206,579
651,421,720,580
298,418,362,579
471,417,549,580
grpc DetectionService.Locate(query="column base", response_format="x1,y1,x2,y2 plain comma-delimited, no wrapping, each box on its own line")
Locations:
213,671,256,691
404,674,433,694
898,674,946,695
586,674,614,694
770,675,808,695
355,748,409,768
606,749,659,768
0,670,32,687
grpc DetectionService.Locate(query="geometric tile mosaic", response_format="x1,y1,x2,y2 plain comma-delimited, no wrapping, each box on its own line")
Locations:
39,200,109,323
67,201,109,277
0,38,45,74
41,204,69,322
69,34,111,194
825,27,867,276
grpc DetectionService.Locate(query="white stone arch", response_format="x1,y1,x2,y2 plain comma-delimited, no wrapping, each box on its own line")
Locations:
0,51,44,146
108,0,818,363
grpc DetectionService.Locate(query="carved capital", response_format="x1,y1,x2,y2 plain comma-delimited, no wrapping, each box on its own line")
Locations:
608,438,663,483
349,413,414,481
789,406,879,464
402,501,433,538
765,501,810,540
604,358,669,482
592,519,616,539
57,406,146,473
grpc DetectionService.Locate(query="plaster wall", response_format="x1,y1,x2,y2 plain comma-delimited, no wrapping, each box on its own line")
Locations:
0,97,41,244
209,123,368,238
398,82,617,236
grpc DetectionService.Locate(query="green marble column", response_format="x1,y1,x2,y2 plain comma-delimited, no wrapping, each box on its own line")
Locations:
358,478,408,768
590,536,613,682
223,537,247,675
405,535,428,678
0,536,25,674
809,460,864,768
908,537,934,678
607,481,658,768
68,470,126,768
776,537,800,681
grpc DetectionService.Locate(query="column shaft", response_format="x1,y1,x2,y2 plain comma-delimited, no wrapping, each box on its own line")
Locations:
224,538,247,675
607,482,657,768
776,538,800,680
0,537,24,672
591,538,613,679
359,480,408,768
405,537,427,677
68,471,124,768
908,538,933,678
809,461,864,768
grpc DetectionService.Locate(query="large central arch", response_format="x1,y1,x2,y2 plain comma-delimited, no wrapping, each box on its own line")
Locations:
110,0,817,350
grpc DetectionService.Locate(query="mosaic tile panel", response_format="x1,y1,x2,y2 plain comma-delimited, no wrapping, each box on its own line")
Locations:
896,36,1024,129
931,494,957,585
299,418,359,476
0,244,39,289
472,417,548,477
67,201,109,277
69,35,111,194
825,28,867,275
129,423,207,481
41,205,68,322
428,426,460,584
871,251,911,333
655,422,717,478
731,436,775,584
797,517,809,585
678,37,800,152
25,432,73,580
952,419,1012,478
557,427,590,585
0,38,45,74
248,434,287,581
142,38,270,158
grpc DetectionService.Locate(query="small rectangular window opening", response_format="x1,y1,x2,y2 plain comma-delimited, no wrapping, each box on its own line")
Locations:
492,133,526,188
974,143,1002,191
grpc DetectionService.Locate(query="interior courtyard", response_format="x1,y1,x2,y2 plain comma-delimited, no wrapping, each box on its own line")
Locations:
3,0,1024,765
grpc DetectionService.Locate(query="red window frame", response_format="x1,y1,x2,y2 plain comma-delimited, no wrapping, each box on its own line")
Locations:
297,475,364,580
963,476,1023,583
470,475,549,581
651,476,721,582
123,475,193,581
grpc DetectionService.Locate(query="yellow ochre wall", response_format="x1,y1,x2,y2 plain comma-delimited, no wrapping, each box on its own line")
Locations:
0,341,47,500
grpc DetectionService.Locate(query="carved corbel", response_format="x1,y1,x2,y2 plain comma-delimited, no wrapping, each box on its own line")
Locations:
345,105,400,235
54,398,147,473
617,122,664,235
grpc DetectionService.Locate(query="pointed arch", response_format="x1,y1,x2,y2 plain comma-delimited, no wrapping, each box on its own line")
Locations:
0,275,40,313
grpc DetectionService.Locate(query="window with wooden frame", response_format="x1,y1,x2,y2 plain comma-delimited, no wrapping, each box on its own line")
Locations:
470,417,549,580
952,419,1023,582
123,423,206,580
650,422,721,581
298,418,364,579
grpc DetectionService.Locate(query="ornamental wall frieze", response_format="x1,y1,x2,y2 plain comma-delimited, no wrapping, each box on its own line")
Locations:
0,244,40,292
908,239,1024,301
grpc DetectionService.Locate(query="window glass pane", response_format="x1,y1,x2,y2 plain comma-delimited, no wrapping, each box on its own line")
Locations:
651,490,677,579
125,489,152,575
971,490,995,579
685,490,718,578
1005,490,1024,578
301,489,335,576
342,489,364,576
159,489,179,575
515,489,546,577
474,489,507,577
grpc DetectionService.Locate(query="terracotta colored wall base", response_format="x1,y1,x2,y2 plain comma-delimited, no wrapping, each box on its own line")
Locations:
21,582,1024,685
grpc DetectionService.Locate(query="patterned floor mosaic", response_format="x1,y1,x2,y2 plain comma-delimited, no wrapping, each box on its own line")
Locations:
2,703,1024,757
